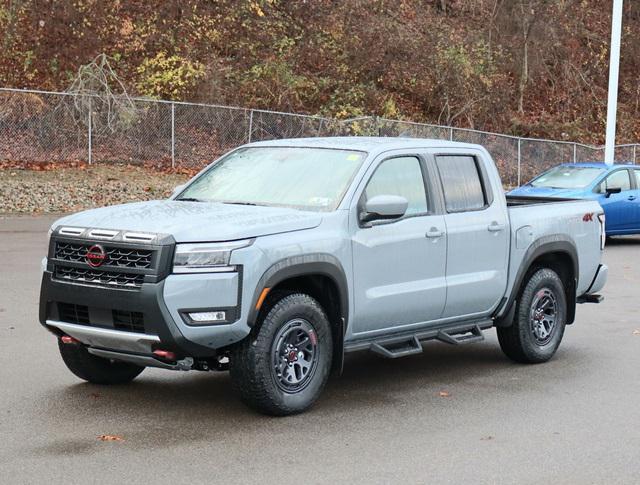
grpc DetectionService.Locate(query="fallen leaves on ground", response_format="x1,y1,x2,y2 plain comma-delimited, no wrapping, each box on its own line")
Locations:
633,329,640,335
438,391,450,398
0,164,189,213
98,434,124,442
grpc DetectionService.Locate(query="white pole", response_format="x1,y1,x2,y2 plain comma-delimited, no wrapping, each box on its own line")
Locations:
171,103,175,169
604,0,623,165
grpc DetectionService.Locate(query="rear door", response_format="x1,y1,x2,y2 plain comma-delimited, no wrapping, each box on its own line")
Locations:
350,154,447,336
596,169,634,232
432,152,509,319
630,169,640,232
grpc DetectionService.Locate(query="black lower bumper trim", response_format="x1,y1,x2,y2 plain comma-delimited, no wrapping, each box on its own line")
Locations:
39,271,217,358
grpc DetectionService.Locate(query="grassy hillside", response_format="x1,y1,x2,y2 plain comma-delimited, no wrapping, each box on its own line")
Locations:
2,0,639,144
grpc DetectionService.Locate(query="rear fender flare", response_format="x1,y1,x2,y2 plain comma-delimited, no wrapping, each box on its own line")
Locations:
494,237,578,327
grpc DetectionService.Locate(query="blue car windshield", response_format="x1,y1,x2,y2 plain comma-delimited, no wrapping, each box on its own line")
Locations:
530,166,605,189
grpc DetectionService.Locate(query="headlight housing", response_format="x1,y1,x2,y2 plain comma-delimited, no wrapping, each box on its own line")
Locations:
173,240,252,273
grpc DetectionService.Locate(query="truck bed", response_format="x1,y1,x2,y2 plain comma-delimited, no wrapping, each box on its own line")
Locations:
506,194,578,207
505,195,603,299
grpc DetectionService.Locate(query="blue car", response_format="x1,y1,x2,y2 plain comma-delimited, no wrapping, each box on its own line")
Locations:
509,162,640,236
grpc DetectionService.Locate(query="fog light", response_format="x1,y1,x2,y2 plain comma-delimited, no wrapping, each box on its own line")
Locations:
188,311,226,323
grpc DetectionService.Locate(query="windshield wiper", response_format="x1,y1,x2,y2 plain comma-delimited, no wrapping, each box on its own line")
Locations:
222,201,260,206
176,197,204,202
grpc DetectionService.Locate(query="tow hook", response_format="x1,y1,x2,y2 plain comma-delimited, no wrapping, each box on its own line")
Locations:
60,335,80,344
152,350,194,371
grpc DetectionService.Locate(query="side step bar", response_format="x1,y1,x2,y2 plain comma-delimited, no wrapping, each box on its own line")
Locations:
437,325,484,345
348,320,492,359
577,294,603,304
371,336,423,359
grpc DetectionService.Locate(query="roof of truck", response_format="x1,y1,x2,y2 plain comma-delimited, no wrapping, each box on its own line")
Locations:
246,136,483,155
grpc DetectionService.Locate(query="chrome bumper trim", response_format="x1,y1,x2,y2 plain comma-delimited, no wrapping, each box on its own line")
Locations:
45,320,160,354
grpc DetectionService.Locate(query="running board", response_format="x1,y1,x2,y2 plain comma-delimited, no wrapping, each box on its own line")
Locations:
437,324,484,345
577,294,603,304
347,320,492,359
371,336,423,359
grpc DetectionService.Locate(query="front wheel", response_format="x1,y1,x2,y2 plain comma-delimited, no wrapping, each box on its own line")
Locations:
58,339,144,384
230,293,333,416
497,268,567,364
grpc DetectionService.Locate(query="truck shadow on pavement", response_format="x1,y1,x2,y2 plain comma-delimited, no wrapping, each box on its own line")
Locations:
32,336,584,456
605,235,640,246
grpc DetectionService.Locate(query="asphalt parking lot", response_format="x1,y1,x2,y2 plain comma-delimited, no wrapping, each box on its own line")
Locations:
1,215,639,484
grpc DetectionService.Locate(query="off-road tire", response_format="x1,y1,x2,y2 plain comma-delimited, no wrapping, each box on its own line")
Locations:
230,292,333,416
58,339,144,384
497,268,567,364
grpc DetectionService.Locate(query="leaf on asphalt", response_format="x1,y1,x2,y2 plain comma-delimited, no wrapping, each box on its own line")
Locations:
633,329,640,335
480,436,494,441
98,434,124,442
438,391,450,397
88,392,101,399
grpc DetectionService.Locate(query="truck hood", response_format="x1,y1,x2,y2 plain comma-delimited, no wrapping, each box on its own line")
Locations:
53,200,323,242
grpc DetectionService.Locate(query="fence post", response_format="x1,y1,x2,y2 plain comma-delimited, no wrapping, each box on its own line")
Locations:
634,145,637,165
517,138,522,186
247,110,254,143
449,126,453,141
573,143,577,163
87,97,92,165
171,102,176,169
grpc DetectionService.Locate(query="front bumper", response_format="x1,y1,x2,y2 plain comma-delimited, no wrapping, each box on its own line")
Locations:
40,269,251,358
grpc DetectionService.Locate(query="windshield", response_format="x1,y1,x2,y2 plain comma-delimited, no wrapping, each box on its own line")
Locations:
529,166,605,189
177,147,366,211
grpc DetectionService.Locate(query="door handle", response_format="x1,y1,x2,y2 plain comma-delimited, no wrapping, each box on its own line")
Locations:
628,195,637,201
488,221,506,232
426,227,444,238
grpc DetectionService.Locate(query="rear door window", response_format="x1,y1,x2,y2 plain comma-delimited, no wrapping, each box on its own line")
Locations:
435,155,487,212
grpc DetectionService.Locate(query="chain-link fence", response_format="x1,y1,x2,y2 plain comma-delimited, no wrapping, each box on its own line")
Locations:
1,87,637,187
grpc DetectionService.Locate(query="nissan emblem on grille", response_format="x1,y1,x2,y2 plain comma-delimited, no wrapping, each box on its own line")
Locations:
86,245,106,267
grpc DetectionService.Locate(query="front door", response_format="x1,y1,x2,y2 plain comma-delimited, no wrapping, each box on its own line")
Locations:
597,169,634,233
351,155,447,336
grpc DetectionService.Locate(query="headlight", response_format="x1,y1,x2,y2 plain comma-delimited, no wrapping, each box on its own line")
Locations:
173,240,252,273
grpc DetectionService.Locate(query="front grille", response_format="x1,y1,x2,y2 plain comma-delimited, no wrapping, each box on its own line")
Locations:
112,309,145,333
58,303,90,325
56,303,146,333
54,266,145,288
55,242,153,269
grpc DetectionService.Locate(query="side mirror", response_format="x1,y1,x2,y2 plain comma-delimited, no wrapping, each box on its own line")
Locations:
171,184,186,198
605,187,622,198
360,195,409,224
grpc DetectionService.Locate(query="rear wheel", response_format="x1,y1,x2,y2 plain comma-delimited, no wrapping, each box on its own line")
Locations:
58,339,144,384
497,268,567,364
230,292,333,416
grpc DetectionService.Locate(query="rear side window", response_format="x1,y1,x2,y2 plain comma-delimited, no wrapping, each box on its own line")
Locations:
364,156,428,215
435,155,487,212
634,169,640,188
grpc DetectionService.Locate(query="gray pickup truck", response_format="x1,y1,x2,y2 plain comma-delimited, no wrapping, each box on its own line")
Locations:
40,137,608,415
